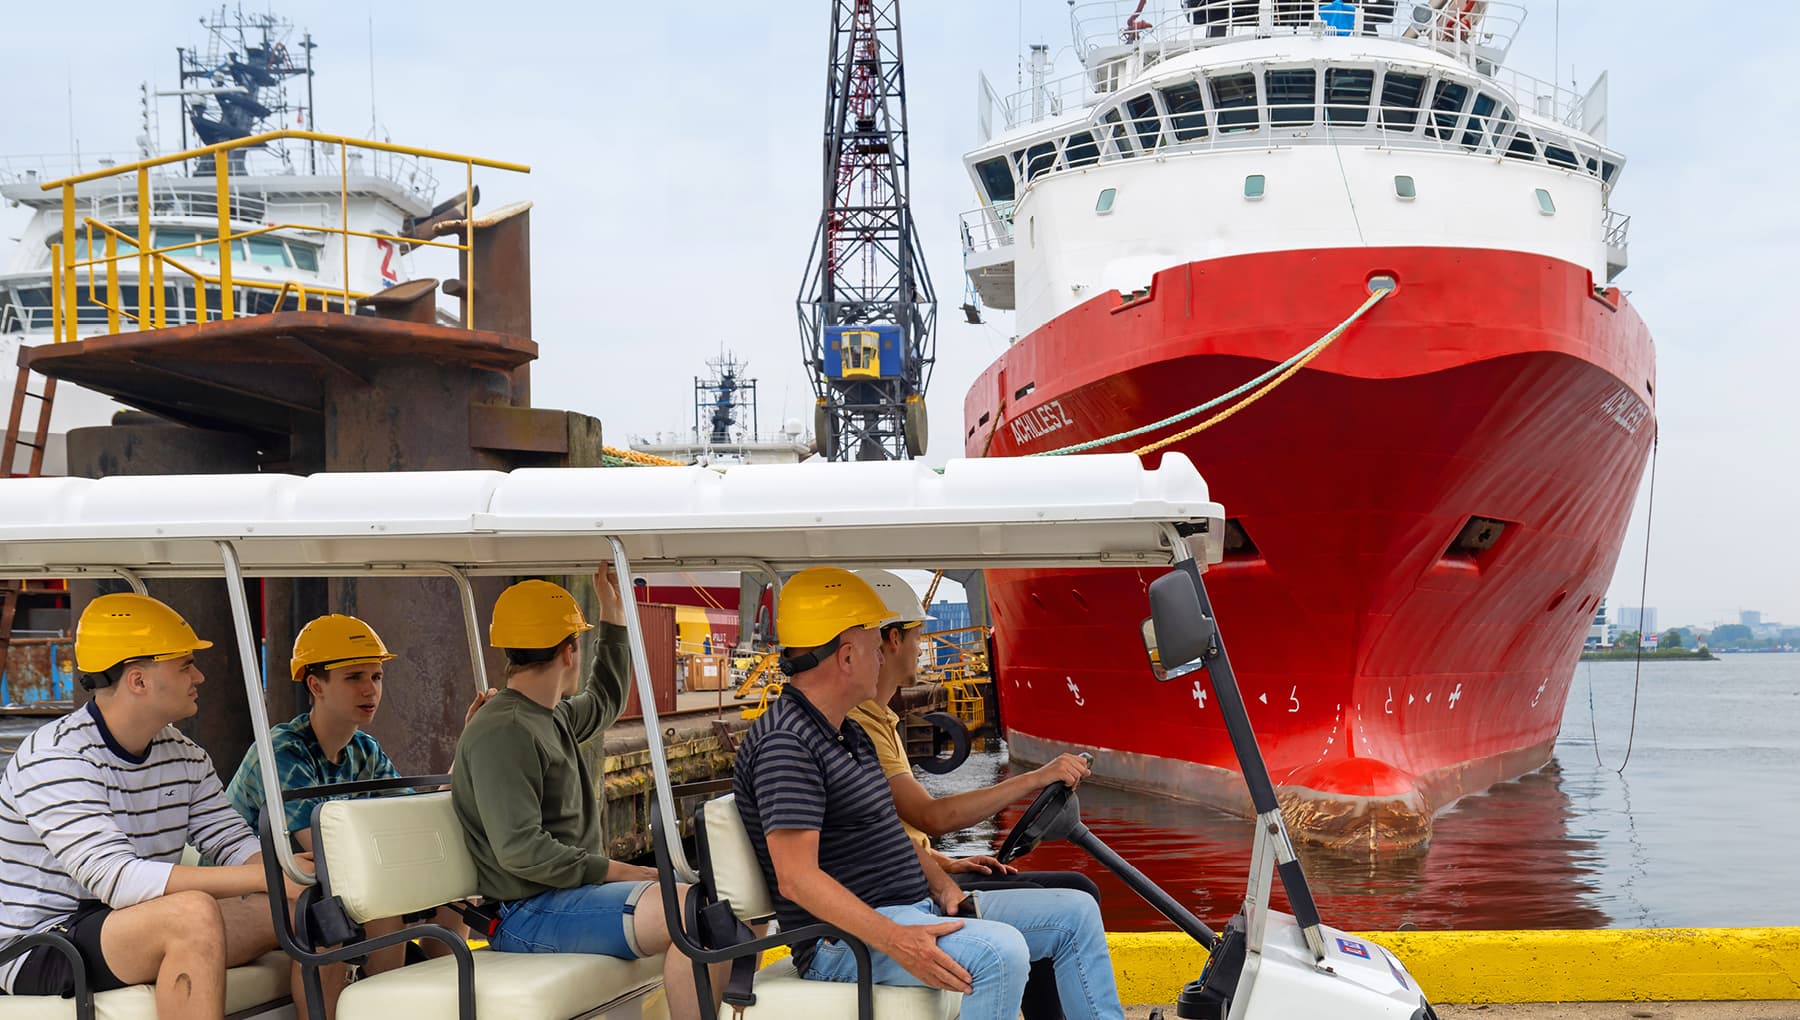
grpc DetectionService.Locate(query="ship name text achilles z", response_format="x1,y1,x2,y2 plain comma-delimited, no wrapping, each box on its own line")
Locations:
959,0,1654,850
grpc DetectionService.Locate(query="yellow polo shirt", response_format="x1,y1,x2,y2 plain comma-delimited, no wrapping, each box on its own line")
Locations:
846,700,930,850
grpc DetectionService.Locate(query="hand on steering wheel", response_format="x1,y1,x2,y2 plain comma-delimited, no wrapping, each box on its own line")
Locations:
995,753,1091,865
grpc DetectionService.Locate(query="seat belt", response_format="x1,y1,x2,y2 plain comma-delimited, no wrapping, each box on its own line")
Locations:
698,899,759,1013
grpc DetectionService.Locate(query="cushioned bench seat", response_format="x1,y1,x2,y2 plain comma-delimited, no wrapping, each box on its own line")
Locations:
0,951,289,1020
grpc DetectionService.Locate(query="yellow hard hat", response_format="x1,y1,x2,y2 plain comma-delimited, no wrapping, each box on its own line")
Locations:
490,580,594,650
290,614,396,682
74,593,213,673
776,567,894,650
855,569,934,629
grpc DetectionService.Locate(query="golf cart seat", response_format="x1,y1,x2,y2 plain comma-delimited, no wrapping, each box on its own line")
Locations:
0,948,288,1020
300,790,664,1020
695,795,960,1020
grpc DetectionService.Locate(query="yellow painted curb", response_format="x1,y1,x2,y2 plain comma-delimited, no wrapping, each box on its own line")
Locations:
762,929,1800,1004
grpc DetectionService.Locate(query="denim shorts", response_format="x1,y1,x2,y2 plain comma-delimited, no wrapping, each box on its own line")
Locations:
491,880,654,959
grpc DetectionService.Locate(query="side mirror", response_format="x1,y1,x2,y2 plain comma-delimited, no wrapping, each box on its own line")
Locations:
1147,566,1218,680
1140,617,1167,681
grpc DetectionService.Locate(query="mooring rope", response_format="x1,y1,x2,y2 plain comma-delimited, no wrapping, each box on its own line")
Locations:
1592,424,1658,775
1029,283,1393,458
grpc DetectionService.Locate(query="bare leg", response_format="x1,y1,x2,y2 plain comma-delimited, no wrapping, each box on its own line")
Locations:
361,915,407,976
215,892,280,966
630,884,730,1020
422,906,469,959
97,890,228,1020
288,958,346,1020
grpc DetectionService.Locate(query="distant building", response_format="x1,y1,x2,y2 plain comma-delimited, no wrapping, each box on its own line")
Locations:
1586,597,1612,649
1617,606,1657,634
1740,610,1763,627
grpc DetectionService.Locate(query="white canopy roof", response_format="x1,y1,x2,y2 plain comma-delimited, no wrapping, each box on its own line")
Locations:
0,454,1223,578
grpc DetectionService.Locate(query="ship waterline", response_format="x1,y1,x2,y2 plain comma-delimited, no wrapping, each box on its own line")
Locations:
967,245,1655,849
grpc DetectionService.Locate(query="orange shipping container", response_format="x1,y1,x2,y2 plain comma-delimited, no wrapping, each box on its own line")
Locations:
621,602,677,719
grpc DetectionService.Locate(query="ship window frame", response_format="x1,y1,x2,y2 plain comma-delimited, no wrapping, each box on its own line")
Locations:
974,156,1017,204
1096,187,1118,214
1209,71,1260,134
289,242,321,273
1243,173,1266,200
1100,107,1137,159
1543,141,1580,171
1264,66,1317,127
1426,78,1472,142
1462,91,1499,151
246,236,292,268
1506,129,1539,163
1124,92,1163,151
1393,174,1416,200
1324,66,1375,126
1534,188,1556,215
1157,78,1210,143
1019,141,1058,182
1063,131,1102,169
1378,69,1428,132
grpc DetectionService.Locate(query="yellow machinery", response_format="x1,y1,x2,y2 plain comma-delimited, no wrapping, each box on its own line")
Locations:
922,625,991,731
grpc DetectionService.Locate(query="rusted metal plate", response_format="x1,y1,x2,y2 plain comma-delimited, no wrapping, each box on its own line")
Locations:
23,312,538,442
0,637,74,707
468,404,570,455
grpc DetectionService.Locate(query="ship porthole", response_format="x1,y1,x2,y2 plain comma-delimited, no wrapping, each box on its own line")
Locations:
1096,188,1118,214
1243,174,1266,200
1367,274,1397,293
1534,188,1556,215
1393,175,1417,200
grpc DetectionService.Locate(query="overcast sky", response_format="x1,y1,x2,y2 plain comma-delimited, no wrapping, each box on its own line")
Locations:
4,2,1793,628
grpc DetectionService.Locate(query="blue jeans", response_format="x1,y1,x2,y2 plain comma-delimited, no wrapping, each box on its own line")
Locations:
490,880,655,958
804,889,1124,1020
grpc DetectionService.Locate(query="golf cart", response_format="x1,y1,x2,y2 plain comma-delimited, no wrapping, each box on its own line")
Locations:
0,453,1436,1019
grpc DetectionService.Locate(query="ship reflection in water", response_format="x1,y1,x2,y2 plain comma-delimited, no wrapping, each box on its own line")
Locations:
926,656,1800,932
934,750,1606,931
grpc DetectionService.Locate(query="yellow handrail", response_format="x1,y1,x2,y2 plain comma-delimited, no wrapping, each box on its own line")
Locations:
43,129,529,343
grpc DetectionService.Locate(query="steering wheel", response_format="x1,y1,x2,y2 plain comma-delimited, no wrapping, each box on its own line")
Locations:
995,755,1090,865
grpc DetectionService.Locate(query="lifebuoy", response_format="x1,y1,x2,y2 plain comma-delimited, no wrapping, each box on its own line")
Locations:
1434,0,1483,42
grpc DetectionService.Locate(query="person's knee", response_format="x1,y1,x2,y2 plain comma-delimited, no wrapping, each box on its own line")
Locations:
162,890,226,952
965,922,1030,983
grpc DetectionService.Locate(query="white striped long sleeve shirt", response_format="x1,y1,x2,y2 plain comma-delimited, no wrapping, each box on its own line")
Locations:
0,701,259,992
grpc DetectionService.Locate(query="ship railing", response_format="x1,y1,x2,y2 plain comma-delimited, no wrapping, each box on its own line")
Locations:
998,0,1528,131
959,202,1017,256
995,97,1619,200
1604,208,1631,249
38,130,528,344
0,145,438,204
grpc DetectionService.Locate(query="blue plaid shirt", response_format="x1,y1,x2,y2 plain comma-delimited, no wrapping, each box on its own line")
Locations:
225,712,401,845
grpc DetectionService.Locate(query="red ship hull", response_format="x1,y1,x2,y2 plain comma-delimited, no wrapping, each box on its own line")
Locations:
964,247,1655,850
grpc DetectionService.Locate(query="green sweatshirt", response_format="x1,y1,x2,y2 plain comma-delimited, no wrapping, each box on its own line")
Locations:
451,622,631,902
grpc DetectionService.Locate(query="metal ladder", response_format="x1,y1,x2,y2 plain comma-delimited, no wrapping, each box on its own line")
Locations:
2,366,57,479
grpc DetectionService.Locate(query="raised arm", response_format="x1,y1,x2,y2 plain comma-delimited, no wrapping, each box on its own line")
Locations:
561,567,631,741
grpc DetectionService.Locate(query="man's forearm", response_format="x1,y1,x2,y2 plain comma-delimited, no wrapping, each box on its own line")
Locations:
164,861,268,899
923,771,1046,835
782,867,904,949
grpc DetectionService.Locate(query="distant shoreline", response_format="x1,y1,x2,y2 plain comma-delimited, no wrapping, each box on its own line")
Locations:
1578,648,1717,662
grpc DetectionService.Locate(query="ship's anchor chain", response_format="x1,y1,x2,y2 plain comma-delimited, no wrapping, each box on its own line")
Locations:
1027,282,1395,458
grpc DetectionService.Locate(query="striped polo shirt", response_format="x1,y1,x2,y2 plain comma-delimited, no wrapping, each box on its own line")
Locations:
732,686,928,971
0,701,260,992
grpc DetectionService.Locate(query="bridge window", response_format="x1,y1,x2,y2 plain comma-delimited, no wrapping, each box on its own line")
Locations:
1463,92,1498,150
1325,68,1374,125
1543,143,1580,170
1125,93,1162,151
289,243,320,272
975,156,1015,203
1210,72,1259,132
1101,108,1136,158
1506,130,1538,162
1063,131,1101,168
1427,79,1471,140
1019,141,1058,181
1266,68,1316,126
1379,71,1426,130
1158,80,1209,142
246,237,292,267
1601,161,1619,184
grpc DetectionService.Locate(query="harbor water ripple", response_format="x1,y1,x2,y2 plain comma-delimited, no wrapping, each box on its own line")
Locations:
924,653,1800,931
